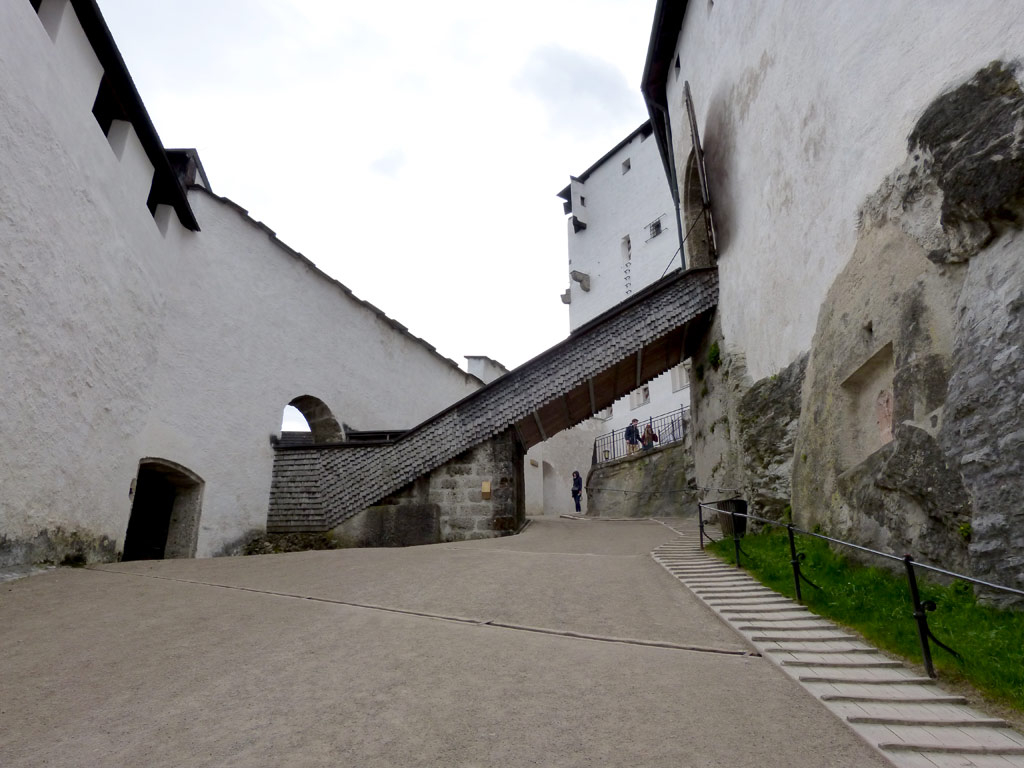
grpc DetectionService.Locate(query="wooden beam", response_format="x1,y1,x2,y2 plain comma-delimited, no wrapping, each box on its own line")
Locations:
635,348,644,388
588,377,597,415
512,421,528,450
562,394,573,426
532,410,547,441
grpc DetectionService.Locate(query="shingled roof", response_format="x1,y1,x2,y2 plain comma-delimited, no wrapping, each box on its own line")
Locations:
269,267,717,532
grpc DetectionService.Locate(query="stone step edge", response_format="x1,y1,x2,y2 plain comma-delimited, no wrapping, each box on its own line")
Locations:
716,610,811,618
696,592,779,599
751,635,859,642
879,743,1024,756
799,676,935,685
848,716,1009,728
821,694,968,704
781,660,902,668
737,625,847,632
763,647,877,654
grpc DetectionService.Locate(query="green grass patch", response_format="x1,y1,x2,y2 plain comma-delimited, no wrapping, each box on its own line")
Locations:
706,527,1024,712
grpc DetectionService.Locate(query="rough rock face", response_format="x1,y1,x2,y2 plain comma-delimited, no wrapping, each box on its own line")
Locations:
862,61,1024,265
940,238,1024,600
736,353,807,519
791,218,973,572
586,438,697,518
789,60,1024,598
834,422,973,571
687,312,749,502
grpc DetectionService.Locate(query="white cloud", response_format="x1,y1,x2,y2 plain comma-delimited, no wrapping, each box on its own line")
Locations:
518,44,642,140
96,0,657,369
370,150,407,178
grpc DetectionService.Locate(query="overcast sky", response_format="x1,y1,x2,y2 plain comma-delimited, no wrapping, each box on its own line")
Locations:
97,0,656,374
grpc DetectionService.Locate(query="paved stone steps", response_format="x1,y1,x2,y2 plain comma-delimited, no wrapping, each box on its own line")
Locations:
781,660,904,668
651,522,1024,768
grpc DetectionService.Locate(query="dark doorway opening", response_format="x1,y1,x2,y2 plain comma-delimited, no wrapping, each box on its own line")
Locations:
123,459,204,561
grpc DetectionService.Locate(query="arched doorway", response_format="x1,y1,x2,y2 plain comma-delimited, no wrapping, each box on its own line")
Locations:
122,459,204,561
285,395,344,444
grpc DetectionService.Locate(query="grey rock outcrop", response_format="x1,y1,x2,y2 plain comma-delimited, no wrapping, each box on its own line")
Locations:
737,354,807,519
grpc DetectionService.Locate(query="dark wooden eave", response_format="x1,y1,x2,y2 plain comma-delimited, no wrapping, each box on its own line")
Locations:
69,0,200,231
640,0,691,189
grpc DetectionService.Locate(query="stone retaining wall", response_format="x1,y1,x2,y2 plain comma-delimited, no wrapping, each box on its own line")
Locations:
332,431,525,547
586,439,696,518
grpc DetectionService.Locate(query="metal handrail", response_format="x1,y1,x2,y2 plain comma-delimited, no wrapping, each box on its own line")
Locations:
696,501,1024,679
593,406,689,464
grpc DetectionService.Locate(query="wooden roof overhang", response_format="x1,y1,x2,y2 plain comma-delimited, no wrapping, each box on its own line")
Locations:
512,310,707,450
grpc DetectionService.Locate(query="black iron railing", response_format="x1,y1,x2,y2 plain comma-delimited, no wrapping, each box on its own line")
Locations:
697,501,1024,679
593,406,689,464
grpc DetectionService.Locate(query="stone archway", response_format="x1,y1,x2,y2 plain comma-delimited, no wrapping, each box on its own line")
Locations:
287,395,345,444
123,459,204,561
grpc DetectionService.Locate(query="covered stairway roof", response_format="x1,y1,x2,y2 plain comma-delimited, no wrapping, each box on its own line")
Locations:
268,267,718,532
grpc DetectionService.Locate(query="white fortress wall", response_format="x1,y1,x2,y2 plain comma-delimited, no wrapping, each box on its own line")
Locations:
0,0,481,559
149,190,481,554
667,0,1024,380
1,0,176,549
565,129,679,330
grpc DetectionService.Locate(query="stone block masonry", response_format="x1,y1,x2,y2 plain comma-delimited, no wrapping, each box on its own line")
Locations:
332,432,525,547
586,438,697,518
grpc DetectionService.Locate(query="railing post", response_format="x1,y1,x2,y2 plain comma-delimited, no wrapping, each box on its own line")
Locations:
698,503,705,550
787,524,803,604
732,510,742,568
903,555,936,679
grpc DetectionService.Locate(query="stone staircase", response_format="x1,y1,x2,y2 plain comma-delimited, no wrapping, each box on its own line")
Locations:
268,268,717,533
652,521,1024,767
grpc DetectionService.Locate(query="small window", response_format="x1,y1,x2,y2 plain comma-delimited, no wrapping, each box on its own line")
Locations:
670,363,688,393
629,385,650,410
621,235,631,263
621,158,631,174
649,218,663,239
580,196,586,207
674,55,681,75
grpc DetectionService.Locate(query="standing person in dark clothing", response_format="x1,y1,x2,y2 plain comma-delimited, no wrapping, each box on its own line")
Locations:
571,470,583,513
624,418,641,455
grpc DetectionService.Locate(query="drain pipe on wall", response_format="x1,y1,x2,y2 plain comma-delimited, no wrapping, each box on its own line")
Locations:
655,102,687,271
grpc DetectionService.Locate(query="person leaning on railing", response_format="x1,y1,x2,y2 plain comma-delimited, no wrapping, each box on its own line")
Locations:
642,424,659,451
